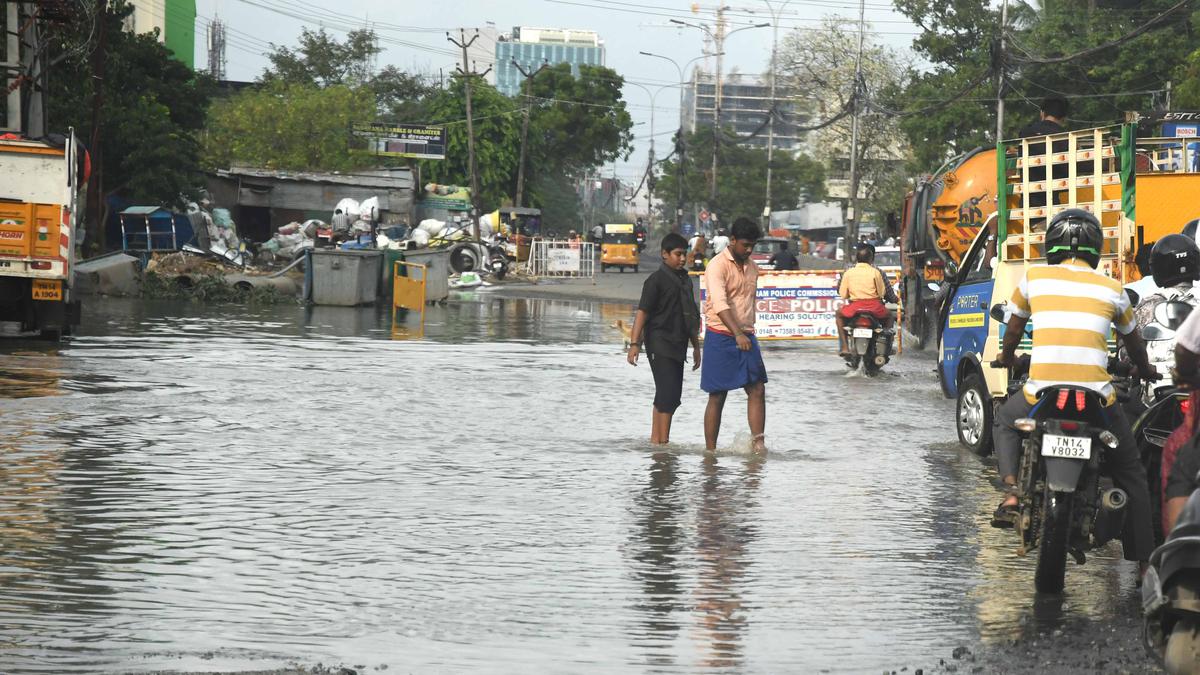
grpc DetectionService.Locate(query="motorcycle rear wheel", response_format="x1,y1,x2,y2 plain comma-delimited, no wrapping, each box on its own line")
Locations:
1035,489,1074,594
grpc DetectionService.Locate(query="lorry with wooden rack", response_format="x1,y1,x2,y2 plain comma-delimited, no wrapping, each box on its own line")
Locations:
0,132,82,338
936,117,1200,455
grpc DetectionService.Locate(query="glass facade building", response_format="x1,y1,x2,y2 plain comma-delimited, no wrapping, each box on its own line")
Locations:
681,71,805,152
494,27,605,97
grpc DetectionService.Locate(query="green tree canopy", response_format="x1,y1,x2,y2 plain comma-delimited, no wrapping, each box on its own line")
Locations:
417,77,521,208
204,83,376,172
47,1,213,211
656,131,826,223
526,64,635,177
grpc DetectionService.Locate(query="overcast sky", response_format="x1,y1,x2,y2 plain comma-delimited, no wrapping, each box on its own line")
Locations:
196,0,922,182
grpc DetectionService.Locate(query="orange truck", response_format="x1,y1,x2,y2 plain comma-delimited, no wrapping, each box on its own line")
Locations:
0,134,82,338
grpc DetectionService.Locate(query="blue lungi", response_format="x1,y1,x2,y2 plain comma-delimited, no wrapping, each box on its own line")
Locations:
700,329,768,393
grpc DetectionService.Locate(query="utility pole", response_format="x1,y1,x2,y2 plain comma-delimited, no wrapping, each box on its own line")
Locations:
764,0,793,227
447,29,490,242
513,59,548,209
995,0,1009,143
709,6,726,216
844,0,866,263
88,0,109,252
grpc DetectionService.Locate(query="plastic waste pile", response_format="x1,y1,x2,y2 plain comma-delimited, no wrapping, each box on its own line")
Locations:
260,219,321,262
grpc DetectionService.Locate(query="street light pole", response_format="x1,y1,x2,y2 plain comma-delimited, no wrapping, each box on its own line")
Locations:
639,51,721,232
627,82,672,230
844,0,866,262
996,0,1009,142
669,16,767,225
763,0,794,226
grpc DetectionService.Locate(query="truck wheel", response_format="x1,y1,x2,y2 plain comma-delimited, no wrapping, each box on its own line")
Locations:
957,373,994,456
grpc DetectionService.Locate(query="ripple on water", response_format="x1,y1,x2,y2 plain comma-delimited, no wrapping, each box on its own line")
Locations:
0,297,1150,672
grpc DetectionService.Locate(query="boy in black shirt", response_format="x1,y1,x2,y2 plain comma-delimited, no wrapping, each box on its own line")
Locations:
627,233,702,444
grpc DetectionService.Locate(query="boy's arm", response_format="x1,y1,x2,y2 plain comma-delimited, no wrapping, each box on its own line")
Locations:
627,309,649,365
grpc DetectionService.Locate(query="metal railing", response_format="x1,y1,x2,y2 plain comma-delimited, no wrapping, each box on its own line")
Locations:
526,238,596,279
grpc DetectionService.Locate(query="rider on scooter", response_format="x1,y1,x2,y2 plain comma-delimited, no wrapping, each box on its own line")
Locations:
836,243,890,357
990,209,1161,573
1135,235,1200,331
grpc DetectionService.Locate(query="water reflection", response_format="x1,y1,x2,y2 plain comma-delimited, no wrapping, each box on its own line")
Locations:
626,452,762,671
694,454,761,669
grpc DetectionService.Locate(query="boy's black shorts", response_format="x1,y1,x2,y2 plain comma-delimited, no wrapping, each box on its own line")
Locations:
649,352,684,414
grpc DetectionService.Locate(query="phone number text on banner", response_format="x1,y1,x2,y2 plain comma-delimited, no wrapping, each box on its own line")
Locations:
699,271,845,340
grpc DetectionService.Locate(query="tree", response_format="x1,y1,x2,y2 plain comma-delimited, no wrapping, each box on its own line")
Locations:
526,64,635,177
656,131,826,223
261,27,436,122
204,83,376,172
777,18,914,228
46,0,214,247
418,77,521,208
893,0,1195,168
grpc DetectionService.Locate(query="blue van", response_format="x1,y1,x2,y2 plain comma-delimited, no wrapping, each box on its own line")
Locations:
937,224,1001,455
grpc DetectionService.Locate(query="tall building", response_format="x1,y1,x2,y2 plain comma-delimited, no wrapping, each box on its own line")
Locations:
681,70,805,152
494,27,605,97
124,0,196,68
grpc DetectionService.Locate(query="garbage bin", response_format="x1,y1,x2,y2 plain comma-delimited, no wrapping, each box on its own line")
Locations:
310,249,382,306
394,248,450,303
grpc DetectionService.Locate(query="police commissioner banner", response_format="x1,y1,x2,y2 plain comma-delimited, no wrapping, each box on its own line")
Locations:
697,270,902,341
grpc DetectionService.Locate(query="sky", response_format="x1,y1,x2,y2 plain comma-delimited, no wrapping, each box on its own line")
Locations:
194,0,924,187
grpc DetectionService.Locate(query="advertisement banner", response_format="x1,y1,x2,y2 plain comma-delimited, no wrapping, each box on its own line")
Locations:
697,270,903,341
352,123,447,159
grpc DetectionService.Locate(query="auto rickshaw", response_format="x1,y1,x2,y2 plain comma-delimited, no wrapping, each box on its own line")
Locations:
497,206,542,262
601,223,639,272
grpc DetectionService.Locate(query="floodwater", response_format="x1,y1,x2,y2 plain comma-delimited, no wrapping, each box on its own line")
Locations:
0,293,1148,673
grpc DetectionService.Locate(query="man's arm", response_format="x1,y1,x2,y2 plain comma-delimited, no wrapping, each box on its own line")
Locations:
838,270,850,300
873,269,886,301
1120,329,1160,381
993,314,1030,368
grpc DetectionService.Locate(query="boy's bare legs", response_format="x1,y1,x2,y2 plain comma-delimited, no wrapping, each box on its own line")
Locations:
704,391,728,450
745,382,766,452
651,408,674,444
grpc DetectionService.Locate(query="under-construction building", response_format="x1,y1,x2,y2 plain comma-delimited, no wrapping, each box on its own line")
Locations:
681,70,806,152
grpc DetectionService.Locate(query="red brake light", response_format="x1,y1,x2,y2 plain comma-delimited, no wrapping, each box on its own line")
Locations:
1060,421,1080,432
855,317,873,327
1075,390,1087,411
30,261,51,270
1182,398,1192,416
1056,390,1069,410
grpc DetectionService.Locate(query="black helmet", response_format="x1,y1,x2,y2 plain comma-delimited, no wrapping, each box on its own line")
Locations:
1183,218,1200,240
1045,208,1103,267
1151,234,1200,288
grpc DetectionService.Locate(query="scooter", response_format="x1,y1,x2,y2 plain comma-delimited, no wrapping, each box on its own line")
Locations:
842,310,895,375
1143,482,1200,673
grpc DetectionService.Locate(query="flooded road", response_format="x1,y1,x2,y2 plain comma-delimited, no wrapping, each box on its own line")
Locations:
0,293,1153,673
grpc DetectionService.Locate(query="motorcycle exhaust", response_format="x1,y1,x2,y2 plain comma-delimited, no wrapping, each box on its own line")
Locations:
1102,488,1128,512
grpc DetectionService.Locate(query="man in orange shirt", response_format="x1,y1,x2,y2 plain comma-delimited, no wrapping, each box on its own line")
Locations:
701,217,767,453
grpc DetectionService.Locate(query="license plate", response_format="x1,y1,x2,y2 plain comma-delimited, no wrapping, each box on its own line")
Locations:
1042,433,1091,459
852,328,874,338
32,279,61,301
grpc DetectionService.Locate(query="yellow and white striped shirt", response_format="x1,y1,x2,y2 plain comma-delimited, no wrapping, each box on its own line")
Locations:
1009,259,1135,405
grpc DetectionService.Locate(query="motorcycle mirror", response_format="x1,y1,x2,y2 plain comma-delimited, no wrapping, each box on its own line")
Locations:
1158,300,1194,331
989,256,998,270
946,262,959,278
990,303,1008,324
927,282,940,292
1141,324,1174,342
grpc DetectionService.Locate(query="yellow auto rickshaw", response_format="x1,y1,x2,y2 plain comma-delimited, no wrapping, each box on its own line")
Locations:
601,223,639,273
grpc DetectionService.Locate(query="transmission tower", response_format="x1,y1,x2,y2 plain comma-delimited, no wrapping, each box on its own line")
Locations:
206,15,226,81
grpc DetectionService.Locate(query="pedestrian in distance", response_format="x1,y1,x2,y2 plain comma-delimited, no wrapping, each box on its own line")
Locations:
627,233,702,445
711,228,730,256
701,217,767,453
768,245,799,271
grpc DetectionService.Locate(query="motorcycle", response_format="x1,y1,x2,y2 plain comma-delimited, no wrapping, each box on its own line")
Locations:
990,306,1130,593
449,239,511,280
842,309,895,375
1143,481,1200,673
1135,299,1198,546
635,229,647,252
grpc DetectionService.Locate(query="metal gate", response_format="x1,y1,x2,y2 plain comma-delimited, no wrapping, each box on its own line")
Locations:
526,238,596,279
